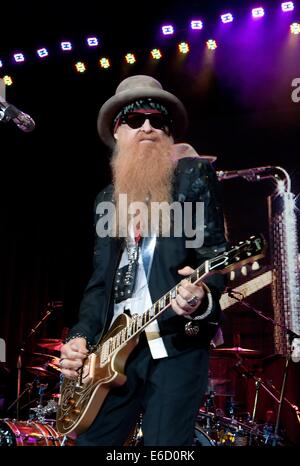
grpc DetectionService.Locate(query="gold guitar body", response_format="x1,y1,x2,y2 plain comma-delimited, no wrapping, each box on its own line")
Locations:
56,314,139,437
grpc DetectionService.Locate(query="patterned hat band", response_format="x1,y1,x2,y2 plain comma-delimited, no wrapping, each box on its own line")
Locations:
113,98,169,126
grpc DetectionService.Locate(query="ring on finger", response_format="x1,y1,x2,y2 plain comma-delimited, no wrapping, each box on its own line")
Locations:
187,295,199,307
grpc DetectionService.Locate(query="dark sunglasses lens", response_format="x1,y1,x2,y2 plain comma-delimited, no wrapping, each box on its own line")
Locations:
125,114,146,129
125,113,170,130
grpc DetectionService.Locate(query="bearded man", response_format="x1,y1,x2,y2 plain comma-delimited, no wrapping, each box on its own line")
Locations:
59,75,227,446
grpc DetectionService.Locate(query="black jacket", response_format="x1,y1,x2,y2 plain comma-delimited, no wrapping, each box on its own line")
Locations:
68,157,227,357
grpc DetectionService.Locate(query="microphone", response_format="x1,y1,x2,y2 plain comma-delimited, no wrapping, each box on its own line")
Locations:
217,166,274,182
0,96,35,132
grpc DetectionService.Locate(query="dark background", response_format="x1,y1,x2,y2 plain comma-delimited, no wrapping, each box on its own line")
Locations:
0,0,299,444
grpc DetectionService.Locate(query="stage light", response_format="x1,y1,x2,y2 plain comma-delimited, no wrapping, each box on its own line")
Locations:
206,39,217,50
190,20,203,30
178,42,189,54
252,7,265,18
281,2,294,12
37,48,49,58
290,22,300,34
3,75,13,86
75,62,86,73
61,42,72,51
13,53,25,63
125,53,136,64
221,13,233,23
151,49,162,59
87,37,99,47
162,25,174,35
0,60,3,68
99,58,110,68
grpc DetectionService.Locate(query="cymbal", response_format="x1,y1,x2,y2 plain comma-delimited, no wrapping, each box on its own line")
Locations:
26,351,58,360
37,339,63,351
25,366,58,378
212,346,261,356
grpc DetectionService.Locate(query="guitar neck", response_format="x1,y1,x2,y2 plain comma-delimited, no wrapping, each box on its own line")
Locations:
98,261,209,362
98,235,265,363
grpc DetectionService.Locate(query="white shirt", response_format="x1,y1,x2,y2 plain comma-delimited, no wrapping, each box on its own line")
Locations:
111,240,168,359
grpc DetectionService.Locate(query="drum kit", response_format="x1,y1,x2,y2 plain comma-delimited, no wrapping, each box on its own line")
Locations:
126,345,289,447
0,338,75,447
193,346,287,446
0,339,293,446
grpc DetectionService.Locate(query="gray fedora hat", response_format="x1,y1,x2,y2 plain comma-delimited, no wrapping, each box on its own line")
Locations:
97,75,188,148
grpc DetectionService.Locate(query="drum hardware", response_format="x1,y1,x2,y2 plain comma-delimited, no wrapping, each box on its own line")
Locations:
7,377,39,416
233,358,295,445
223,283,300,445
9,301,63,419
196,410,265,446
29,399,58,424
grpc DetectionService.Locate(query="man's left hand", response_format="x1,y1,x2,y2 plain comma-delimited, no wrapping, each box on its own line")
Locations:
171,266,206,317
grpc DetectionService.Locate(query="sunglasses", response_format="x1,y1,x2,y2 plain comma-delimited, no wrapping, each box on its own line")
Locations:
120,112,172,133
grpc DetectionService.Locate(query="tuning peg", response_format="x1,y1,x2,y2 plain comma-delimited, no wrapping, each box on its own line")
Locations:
230,271,235,281
251,261,260,271
241,266,248,276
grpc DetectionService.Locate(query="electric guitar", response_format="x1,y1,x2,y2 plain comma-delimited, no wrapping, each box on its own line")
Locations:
56,234,266,437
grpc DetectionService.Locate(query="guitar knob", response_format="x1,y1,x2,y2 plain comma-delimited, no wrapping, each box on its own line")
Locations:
63,416,71,423
68,398,76,406
72,408,81,415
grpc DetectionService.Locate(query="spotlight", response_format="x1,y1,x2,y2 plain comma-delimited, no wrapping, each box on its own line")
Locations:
13,53,25,63
252,7,265,18
3,75,13,86
190,20,203,30
125,53,136,64
162,25,174,35
290,22,300,34
37,48,49,58
281,2,294,12
151,49,162,59
0,60,3,68
87,37,99,47
206,39,217,50
61,42,72,51
75,62,86,73
221,13,234,23
178,42,189,54
99,58,110,68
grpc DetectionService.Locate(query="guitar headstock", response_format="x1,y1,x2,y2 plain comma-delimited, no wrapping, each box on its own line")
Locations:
209,234,266,274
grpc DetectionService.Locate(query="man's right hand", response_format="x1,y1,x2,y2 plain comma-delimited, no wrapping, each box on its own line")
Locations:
59,337,89,379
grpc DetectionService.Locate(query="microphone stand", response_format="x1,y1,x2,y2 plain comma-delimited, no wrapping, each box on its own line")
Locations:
228,290,300,445
13,301,63,419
